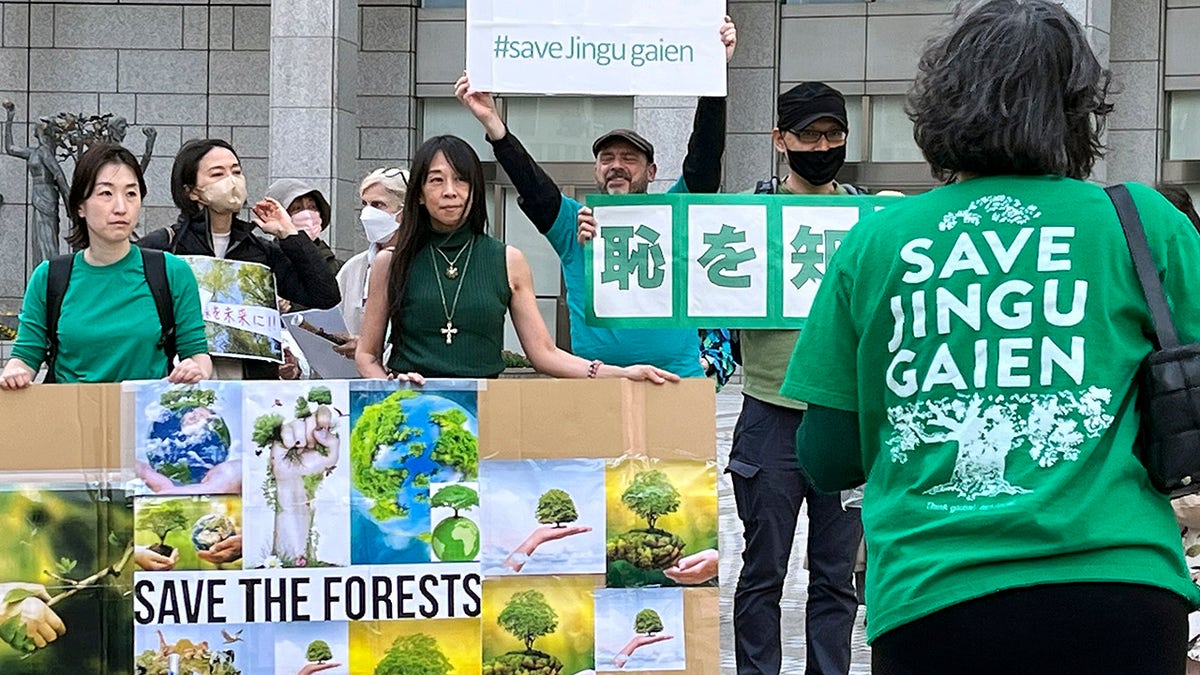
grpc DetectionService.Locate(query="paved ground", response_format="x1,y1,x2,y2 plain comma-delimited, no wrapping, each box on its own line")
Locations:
716,384,871,674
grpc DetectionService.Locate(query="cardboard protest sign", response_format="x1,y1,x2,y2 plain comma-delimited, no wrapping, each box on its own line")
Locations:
585,193,902,328
0,379,720,674
466,0,727,96
182,256,284,364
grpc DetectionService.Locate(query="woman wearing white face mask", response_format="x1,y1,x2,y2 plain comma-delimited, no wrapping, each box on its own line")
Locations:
139,138,341,379
332,167,407,359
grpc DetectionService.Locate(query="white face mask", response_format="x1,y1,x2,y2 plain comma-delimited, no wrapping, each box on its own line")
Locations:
360,206,399,244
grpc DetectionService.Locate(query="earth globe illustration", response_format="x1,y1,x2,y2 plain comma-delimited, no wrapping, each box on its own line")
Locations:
351,390,479,563
192,513,237,552
431,515,480,562
145,403,232,485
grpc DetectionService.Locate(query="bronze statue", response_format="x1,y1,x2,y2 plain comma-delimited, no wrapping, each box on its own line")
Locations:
3,102,70,265
104,116,155,173
46,111,155,172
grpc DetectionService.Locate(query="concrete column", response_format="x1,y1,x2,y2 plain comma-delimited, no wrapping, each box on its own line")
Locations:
1107,0,1165,186
355,0,417,257
268,0,360,259
635,95,698,194
725,0,779,192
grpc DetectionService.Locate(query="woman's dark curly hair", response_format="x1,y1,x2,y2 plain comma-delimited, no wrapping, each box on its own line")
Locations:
907,0,1113,181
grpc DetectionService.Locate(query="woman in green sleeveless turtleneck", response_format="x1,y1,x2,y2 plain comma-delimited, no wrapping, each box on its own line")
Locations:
355,135,679,384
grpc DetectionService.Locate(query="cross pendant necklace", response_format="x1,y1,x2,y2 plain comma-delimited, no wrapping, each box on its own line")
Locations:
430,234,476,346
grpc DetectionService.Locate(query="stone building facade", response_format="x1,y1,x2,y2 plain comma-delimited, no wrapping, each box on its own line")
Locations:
0,0,1193,350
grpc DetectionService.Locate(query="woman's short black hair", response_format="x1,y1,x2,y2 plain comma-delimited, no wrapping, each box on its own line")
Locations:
171,138,239,215
907,0,1113,181
66,142,147,249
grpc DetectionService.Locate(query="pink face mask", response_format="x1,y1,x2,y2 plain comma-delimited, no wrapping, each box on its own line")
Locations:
291,209,323,240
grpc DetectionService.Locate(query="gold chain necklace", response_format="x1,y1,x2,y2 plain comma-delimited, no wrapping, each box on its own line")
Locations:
431,235,476,345
433,240,470,279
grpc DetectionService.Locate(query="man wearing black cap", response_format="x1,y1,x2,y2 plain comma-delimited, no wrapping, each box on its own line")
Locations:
452,17,736,379
728,82,864,675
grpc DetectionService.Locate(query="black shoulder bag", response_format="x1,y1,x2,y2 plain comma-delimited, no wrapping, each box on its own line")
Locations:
1106,183,1200,496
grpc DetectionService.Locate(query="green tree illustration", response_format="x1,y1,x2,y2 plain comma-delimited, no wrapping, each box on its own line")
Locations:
137,501,189,553
430,485,479,517
497,589,558,652
374,633,452,675
306,639,332,664
197,260,238,303
535,489,578,528
620,470,681,531
635,608,664,636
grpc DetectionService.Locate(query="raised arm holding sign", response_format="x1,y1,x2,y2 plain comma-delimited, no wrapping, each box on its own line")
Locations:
455,16,735,379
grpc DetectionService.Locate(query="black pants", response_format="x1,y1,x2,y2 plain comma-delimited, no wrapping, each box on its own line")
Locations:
872,583,1189,675
729,396,863,675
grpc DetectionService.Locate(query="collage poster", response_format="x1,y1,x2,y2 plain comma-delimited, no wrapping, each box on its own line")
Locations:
102,378,719,674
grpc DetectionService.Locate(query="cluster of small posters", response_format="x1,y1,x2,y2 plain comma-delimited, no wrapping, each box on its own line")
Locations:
118,379,718,674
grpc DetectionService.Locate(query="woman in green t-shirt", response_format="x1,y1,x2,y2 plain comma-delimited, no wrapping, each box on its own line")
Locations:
782,1,1200,673
355,134,676,384
0,143,211,388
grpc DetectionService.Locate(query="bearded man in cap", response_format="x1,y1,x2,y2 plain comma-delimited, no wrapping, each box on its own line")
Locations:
454,17,736,379
727,82,865,675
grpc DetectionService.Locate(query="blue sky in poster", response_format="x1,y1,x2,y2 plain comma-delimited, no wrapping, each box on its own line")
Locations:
594,587,687,670
480,458,607,575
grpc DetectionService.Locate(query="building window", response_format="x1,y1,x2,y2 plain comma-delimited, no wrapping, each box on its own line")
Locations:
1168,91,1200,160
422,0,465,7
844,96,864,163
420,98,496,161
868,95,923,163
505,97,636,162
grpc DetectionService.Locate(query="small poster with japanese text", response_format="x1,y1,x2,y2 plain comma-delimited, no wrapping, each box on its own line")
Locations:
181,256,284,364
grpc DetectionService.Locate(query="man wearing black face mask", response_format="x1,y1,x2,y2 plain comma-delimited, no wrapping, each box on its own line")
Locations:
727,82,864,675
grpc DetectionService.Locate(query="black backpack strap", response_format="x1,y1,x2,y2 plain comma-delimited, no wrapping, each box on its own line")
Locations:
43,254,76,384
754,177,780,194
139,248,177,369
1105,184,1180,350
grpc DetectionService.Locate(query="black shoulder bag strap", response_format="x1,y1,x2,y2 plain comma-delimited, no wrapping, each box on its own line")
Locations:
1105,184,1180,350
43,254,76,384
139,248,178,370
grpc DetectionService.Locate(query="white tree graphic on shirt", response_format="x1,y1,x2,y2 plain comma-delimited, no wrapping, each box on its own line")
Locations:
886,388,1114,500
938,194,1042,231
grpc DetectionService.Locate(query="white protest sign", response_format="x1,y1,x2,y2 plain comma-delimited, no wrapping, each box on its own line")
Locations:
687,204,769,318
466,0,727,96
781,205,861,319
586,193,903,328
589,204,675,318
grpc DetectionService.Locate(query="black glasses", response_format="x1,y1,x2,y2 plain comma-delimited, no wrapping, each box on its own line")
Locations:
792,129,848,144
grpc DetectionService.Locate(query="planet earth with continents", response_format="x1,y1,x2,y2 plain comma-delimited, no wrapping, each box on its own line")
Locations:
192,513,238,552
431,515,480,562
144,390,232,486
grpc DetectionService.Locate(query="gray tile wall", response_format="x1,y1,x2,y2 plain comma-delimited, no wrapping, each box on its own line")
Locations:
0,0,272,309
